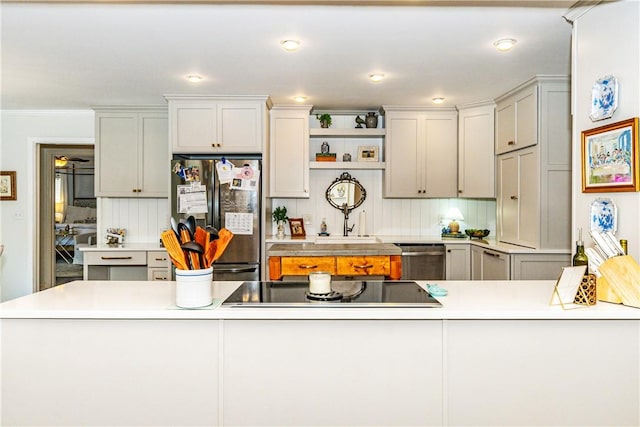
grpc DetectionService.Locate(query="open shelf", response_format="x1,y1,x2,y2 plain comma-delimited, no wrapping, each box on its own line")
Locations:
310,161,386,170
310,128,386,137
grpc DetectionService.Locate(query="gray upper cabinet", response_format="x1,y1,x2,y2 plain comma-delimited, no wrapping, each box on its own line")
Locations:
383,107,458,198
94,107,168,198
165,95,271,154
457,102,496,198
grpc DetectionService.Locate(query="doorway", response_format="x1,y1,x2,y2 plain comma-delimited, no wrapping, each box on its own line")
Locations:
38,145,95,291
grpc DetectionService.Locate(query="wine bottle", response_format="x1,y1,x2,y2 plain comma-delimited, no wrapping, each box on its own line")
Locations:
573,228,588,267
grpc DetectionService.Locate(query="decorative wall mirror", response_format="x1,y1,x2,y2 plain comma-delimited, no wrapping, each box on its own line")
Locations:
326,172,366,213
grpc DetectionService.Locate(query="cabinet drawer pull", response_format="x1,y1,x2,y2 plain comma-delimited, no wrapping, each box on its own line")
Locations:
507,140,515,145
155,277,168,280
101,256,133,260
354,264,373,269
155,257,167,261
483,251,500,258
510,195,518,200
298,264,318,269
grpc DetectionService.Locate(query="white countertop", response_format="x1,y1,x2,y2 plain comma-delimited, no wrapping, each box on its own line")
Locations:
266,235,570,254
79,242,165,252
1,280,637,320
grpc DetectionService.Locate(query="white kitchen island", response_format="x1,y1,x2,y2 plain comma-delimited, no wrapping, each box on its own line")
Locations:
1,280,638,427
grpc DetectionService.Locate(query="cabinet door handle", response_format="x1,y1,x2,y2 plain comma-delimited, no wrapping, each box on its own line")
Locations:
101,256,133,260
507,140,515,145
510,195,518,200
211,143,222,148
483,251,500,258
354,264,373,269
298,264,318,269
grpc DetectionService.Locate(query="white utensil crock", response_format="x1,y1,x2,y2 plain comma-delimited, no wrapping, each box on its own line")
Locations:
175,267,213,308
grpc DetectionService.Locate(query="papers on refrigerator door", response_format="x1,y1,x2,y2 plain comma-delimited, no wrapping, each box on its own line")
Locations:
216,159,235,184
225,212,253,235
230,165,260,191
177,183,208,214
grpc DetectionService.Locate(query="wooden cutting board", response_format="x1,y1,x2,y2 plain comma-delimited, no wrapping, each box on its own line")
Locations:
597,255,640,308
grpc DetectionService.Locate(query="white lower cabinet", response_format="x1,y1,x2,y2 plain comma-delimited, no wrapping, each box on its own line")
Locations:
223,319,443,426
445,244,470,280
471,245,570,280
83,249,170,281
471,245,510,280
511,253,571,280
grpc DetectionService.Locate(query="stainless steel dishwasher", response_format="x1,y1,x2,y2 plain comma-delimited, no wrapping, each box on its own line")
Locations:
395,244,446,280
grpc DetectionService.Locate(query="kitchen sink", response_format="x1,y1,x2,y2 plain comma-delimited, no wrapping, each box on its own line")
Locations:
314,235,379,244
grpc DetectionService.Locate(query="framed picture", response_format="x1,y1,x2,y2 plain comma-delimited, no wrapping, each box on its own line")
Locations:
582,117,639,193
288,217,306,239
0,171,17,201
357,146,379,162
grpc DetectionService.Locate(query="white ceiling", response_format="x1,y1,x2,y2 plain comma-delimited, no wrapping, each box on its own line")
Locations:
1,2,573,111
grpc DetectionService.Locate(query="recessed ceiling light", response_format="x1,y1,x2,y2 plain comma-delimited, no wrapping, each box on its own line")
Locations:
369,73,385,82
186,75,203,83
493,38,517,52
294,96,307,103
432,97,445,104
280,40,301,52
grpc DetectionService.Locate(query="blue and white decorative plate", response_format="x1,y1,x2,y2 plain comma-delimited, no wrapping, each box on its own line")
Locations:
589,75,618,122
590,197,617,234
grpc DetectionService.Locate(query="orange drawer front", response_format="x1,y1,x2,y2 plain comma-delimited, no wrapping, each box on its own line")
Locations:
336,256,390,276
280,256,336,276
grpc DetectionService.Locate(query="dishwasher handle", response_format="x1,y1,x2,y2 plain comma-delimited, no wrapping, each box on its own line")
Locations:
401,251,445,256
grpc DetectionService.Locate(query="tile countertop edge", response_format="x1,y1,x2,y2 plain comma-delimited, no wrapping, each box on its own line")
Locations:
1,280,638,320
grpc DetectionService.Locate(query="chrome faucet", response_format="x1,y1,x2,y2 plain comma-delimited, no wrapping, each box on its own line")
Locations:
342,203,355,236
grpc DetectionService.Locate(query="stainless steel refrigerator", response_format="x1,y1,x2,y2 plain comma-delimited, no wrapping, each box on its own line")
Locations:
171,154,261,281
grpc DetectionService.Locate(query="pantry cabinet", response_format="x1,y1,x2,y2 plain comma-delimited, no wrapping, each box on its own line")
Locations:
495,76,571,249
94,107,168,197
457,102,496,198
495,83,537,155
268,105,311,198
165,95,271,153
383,107,457,198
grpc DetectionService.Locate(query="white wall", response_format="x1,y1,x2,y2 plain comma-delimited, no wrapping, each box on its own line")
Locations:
0,111,169,301
0,111,94,301
570,0,640,260
273,168,496,237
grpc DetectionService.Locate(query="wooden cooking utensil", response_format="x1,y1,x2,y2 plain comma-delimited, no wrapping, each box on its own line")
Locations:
161,230,188,270
213,228,234,262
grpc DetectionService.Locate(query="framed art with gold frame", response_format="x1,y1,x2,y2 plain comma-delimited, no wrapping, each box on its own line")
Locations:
581,117,639,193
0,171,17,201
288,217,306,239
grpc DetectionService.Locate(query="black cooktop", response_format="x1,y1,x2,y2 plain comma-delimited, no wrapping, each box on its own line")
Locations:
222,280,442,307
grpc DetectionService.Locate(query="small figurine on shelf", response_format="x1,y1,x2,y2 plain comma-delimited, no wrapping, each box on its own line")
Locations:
355,115,366,128
321,141,330,153
343,153,352,162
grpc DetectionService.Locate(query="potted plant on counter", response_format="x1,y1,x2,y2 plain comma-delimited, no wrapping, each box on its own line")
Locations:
272,206,288,239
316,113,332,128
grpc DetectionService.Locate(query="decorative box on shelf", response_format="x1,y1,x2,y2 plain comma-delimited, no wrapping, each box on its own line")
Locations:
315,153,337,162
